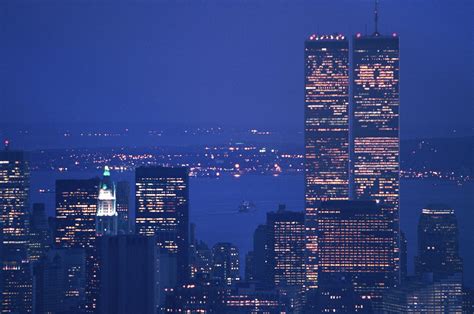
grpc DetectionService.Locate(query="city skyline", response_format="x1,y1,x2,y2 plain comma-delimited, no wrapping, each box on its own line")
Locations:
0,0,472,312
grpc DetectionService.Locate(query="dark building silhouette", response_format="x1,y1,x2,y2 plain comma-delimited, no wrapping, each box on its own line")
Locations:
351,31,400,284
189,224,212,280
28,203,52,262
192,240,213,279
317,200,395,301
245,251,255,282
415,204,463,277
0,146,32,312
135,166,189,284
304,34,350,289
252,224,270,285
116,181,130,234
34,248,87,313
463,287,474,313
97,235,159,314
163,275,225,313
400,230,408,282
211,242,240,286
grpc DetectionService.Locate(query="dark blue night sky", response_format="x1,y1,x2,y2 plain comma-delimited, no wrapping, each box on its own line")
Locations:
2,0,473,138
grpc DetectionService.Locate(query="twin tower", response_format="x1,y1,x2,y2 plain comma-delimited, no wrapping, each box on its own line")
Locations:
304,31,400,290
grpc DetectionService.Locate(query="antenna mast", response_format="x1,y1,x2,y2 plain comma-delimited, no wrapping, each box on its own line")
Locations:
374,0,379,35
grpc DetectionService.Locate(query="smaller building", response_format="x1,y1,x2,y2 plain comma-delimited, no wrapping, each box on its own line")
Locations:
34,248,87,313
28,203,52,262
317,200,396,300
415,204,463,277
224,282,288,314
376,274,463,313
162,275,225,313
211,242,240,286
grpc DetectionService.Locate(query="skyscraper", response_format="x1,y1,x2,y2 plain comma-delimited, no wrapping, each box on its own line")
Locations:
96,166,118,237
211,242,240,286
55,178,99,248
55,178,100,312
351,28,400,282
266,205,305,289
0,145,32,312
317,200,395,300
135,166,189,284
304,34,350,289
415,204,463,277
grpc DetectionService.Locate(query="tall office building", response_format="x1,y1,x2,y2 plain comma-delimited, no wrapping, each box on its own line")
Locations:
317,200,395,300
96,166,118,236
135,166,189,284
415,204,463,277
55,178,99,248
55,178,100,312
266,205,305,289
0,145,32,312
97,235,160,314
211,242,240,286
116,181,130,234
351,25,400,282
304,34,350,289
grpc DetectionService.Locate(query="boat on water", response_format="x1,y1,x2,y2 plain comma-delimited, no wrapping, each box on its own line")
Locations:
238,201,257,213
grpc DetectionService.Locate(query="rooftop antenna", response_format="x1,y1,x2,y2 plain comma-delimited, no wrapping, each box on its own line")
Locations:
374,0,379,36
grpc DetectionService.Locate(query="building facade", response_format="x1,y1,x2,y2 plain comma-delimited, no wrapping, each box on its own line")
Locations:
0,147,32,312
135,166,189,284
415,204,463,277
266,205,305,289
211,242,240,286
55,178,100,312
317,200,396,300
304,34,350,289
351,32,400,283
